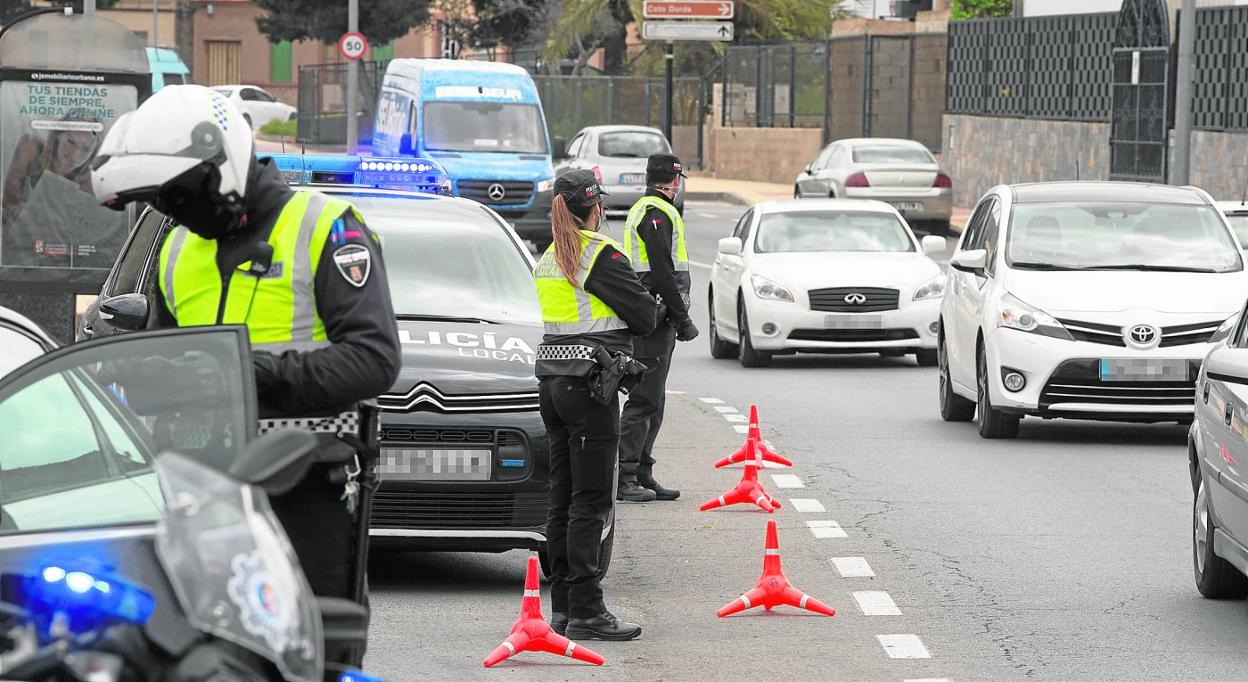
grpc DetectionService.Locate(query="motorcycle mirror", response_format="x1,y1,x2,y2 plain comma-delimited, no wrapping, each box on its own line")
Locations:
229,429,318,496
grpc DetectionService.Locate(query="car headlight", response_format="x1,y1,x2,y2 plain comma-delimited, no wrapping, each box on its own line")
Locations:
996,292,1072,340
750,274,794,303
912,273,946,301
536,178,554,192
1210,313,1241,343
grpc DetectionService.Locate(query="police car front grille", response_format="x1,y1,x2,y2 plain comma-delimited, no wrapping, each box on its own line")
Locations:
370,490,547,529
458,180,534,205
379,382,540,413
808,287,899,313
379,427,497,444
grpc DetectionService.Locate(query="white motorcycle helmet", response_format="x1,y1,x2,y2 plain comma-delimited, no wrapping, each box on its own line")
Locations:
92,84,254,238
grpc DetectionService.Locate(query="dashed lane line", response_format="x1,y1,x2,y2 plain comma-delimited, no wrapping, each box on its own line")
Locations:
905,679,951,682
769,474,804,489
831,556,875,577
699,397,725,404
877,635,931,659
732,424,750,434
723,414,747,423
853,591,901,616
712,405,738,413
806,520,847,538
789,498,826,513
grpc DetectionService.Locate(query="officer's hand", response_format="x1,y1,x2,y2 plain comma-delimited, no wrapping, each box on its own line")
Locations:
676,319,700,342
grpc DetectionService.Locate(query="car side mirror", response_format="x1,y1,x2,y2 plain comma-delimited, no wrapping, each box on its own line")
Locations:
718,237,743,256
99,293,151,331
228,429,318,496
805,164,813,174
921,235,947,256
399,133,415,155
949,249,988,276
551,137,567,160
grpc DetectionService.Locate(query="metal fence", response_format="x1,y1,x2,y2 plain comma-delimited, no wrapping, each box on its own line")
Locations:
720,35,947,151
1192,5,1248,131
534,75,706,140
296,61,383,146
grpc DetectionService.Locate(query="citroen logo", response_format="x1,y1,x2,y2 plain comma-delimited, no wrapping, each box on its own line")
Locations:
1125,324,1159,348
487,183,507,201
844,293,867,305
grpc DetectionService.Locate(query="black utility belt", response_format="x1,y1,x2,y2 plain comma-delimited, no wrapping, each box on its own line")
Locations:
540,344,649,406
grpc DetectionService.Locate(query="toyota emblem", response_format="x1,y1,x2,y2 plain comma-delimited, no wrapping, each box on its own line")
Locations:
487,183,507,201
844,293,868,305
1125,324,1159,348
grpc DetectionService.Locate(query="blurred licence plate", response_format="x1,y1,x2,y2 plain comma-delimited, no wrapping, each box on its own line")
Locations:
824,314,883,330
1099,358,1189,383
380,448,492,481
619,173,645,185
890,202,924,212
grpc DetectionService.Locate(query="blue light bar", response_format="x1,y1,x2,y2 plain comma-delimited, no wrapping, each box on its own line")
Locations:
262,154,451,195
340,670,386,682
5,562,155,641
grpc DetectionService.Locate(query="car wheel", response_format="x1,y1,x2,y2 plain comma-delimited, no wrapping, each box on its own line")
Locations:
737,300,771,368
708,289,738,359
1193,472,1248,598
976,344,1019,438
288,111,297,121
793,185,801,199
938,333,975,422
915,349,938,367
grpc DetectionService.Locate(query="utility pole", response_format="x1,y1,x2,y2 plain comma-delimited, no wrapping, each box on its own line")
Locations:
346,0,359,151
84,0,96,14
663,42,674,144
152,0,159,46
1171,0,1195,185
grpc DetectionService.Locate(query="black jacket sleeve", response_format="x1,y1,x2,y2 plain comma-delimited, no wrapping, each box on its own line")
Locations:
583,244,660,336
252,210,401,415
637,206,690,324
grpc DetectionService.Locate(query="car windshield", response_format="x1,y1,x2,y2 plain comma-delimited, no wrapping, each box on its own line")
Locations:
1007,202,1243,272
598,131,668,158
0,326,45,377
851,145,933,164
347,196,541,324
1225,212,1248,248
423,102,547,154
754,211,915,254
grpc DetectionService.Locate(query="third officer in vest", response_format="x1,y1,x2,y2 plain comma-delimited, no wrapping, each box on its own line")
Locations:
617,153,698,503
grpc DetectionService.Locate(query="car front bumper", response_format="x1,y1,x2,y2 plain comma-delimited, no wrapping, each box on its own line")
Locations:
843,187,953,222
745,295,941,353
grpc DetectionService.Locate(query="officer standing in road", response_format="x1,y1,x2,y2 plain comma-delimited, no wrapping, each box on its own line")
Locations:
535,169,661,642
617,154,698,503
91,85,401,605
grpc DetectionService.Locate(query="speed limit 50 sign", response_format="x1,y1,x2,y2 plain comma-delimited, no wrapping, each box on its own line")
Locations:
338,32,368,61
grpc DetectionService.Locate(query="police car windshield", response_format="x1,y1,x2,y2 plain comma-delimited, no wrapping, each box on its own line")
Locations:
347,197,542,324
422,102,547,154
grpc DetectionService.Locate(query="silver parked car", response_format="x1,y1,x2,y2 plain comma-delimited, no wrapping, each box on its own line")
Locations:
1217,200,1248,248
555,125,685,212
794,138,953,234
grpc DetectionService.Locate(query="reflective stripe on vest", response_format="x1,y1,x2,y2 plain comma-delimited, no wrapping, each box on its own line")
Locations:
622,195,689,274
534,230,629,335
159,191,354,352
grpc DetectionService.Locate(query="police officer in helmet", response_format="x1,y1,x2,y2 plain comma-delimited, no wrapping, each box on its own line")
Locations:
91,86,401,612
535,170,661,641
617,153,697,503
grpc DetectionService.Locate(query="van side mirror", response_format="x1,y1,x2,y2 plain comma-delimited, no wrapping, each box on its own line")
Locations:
551,137,567,160
228,429,318,496
949,249,987,276
99,293,151,331
399,133,415,155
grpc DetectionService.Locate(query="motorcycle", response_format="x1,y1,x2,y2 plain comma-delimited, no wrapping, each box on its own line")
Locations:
0,326,382,681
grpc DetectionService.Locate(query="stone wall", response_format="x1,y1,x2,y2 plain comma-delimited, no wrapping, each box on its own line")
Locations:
704,126,824,184
1190,129,1248,201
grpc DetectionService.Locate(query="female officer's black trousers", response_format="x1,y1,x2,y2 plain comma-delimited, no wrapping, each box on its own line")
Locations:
539,374,619,619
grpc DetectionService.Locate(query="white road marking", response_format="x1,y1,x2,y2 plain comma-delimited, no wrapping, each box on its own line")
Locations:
723,414,747,423
700,397,724,404
732,425,750,434
806,520,847,538
904,679,951,682
665,390,686,395
853,591,901,616
878,634,931,659
712,405,738,413
695,212,717,219
770,474,804,489
789,498,826,513
831,556,875,577
689,260,713,270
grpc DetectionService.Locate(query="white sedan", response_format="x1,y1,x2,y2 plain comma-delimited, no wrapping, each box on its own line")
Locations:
708,199,947,368
211,85,296,128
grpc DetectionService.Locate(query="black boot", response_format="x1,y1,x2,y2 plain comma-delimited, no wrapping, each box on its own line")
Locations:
617,480,657,502
565,610,642,641
638,474,680,501
551,612,568,636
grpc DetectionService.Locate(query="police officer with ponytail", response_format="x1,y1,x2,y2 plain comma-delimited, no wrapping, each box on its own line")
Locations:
535,170,661,642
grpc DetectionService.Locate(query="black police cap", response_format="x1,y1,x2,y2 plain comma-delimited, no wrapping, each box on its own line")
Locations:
647,153,687,178
554,169,607,213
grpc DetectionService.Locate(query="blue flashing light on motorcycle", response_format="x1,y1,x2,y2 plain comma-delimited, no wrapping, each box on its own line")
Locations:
5,562,155,640
340,670,386,682
262,153,452,195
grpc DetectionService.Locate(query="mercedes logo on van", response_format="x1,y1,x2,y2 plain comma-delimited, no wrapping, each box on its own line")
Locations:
1124,324,1160,349
487,183,507,202
844,293,868,305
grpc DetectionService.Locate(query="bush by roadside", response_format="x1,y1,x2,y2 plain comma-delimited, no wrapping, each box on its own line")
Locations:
259,119,296,137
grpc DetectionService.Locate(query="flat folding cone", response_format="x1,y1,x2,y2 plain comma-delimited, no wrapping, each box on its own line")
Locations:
717,520,836,618
483,556,605,668
713,405,794,469
699,463,782,513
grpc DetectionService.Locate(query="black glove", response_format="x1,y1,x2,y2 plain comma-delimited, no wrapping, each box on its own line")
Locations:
675,318,700,342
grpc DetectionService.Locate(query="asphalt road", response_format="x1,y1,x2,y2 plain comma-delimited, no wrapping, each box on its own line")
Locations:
364,202,1246,681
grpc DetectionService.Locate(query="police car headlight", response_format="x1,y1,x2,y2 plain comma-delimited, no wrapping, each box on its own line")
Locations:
536,178,554,193
912,273,946,301
1211,313,1241,343
750,274,794,303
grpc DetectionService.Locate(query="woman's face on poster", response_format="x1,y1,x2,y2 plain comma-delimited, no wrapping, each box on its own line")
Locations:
55,130,96,171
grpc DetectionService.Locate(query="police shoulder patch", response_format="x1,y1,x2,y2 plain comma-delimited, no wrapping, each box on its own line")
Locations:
332,243,371,287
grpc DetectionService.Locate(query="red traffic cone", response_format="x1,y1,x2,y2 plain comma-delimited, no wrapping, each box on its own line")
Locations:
717,520,836,618
482,556,605,668
714,405,794,469
699,462,782,513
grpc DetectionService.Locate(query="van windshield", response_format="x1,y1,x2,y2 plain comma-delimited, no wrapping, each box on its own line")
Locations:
423,102,547,154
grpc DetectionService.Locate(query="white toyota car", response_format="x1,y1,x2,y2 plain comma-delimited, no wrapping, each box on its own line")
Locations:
939,182,1247,438
708,199,947,368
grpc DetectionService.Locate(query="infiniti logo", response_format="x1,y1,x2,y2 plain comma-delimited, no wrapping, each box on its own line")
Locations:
844,293,867,305
1125,324,1159,348
487,183,507,201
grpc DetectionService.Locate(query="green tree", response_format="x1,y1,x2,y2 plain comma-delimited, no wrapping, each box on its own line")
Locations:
950,0,1013,20
254,0,433,46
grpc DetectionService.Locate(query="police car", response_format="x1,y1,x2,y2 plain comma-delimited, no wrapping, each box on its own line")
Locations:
80,155,610,574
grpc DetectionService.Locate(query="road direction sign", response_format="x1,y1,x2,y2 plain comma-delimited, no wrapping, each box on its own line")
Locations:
643,0,734,19
642,20,734,42
338,31,368,61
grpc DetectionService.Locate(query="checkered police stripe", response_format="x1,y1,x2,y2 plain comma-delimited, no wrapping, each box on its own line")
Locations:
257,410,360,435
537,344,597,361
